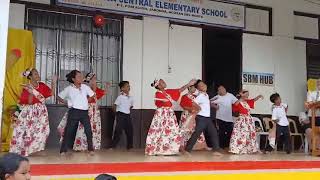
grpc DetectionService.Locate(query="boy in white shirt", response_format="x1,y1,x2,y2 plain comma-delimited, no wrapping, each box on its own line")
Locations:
111,81,134,150
265,93,291,154
58,70,95,155
185,80,222,156
211,85,238,150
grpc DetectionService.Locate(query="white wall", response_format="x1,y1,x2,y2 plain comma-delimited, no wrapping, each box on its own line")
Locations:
123,18,143,109
141,17,170,109
142,18,202,109
242,34,275,114
243,34,306,115
123,17,202,109
0,0,10,139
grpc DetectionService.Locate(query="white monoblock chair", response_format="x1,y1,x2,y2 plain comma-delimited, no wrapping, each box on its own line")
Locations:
288,118,304,152
253,117,268,150
263,117,277,150
304,135,309,154
299,112,310,154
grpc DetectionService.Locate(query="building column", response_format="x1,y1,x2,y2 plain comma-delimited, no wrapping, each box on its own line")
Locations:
0,0,11,150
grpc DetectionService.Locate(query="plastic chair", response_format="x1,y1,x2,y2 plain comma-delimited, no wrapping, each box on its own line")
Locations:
263,117,272,130
263,117,277,150
253,117,268,150
304,135,309,154
288,118,304,152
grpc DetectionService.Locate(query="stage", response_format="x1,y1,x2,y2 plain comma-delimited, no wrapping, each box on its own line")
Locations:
28,149,320,180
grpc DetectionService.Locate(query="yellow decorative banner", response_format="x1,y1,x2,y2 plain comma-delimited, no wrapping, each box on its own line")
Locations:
308,79,317,92
1,28,35,151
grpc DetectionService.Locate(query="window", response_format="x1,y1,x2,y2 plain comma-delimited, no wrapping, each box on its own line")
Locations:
26,8,122,106
244,5,272,36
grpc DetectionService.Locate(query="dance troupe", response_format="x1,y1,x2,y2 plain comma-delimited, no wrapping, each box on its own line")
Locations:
11,67,318,157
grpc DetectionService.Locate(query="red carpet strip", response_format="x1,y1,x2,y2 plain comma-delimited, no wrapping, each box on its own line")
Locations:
31,161,320,176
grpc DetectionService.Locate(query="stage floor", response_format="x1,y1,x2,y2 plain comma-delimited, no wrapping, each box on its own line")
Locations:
29,149,319,164
27,149,320,179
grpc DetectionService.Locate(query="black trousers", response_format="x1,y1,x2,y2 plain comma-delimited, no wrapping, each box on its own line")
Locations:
60,108,93,153
217,119,233,149
266,124,291,152
111,112,133,149
204,109,216,148
186,115,220,152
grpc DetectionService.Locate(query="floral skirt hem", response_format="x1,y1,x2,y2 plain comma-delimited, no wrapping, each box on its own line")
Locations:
145,108,182,156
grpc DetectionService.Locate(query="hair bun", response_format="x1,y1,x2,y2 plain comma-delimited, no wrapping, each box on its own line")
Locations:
22,68,32,78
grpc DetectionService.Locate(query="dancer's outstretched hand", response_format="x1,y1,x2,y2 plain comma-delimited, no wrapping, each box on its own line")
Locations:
188,79,197,86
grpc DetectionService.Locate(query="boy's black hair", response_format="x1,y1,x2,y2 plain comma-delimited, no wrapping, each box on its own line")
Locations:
217,84,226,89
95,174,117,180
119,81,129,89
66,70,81,83
270,93,280,103
0,153,29,180
194,79,202,88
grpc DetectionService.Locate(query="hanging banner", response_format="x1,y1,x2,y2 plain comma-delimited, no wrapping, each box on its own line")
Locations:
242,72,274,86
56,0,245,28
2,28,35,151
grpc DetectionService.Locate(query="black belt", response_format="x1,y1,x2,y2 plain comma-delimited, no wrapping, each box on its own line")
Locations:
70,108,88,112
117,111,130,116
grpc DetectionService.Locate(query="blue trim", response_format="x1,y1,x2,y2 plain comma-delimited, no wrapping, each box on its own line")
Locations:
55,1,245,29
243,72,274,76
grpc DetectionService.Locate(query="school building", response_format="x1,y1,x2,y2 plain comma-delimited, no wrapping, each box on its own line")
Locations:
0,0,320,149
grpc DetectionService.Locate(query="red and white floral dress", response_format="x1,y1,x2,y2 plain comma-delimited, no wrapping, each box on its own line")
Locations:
10,82,52,156
229,99,257,154
180,93,207,150
57,87,105,151
145,89,182,155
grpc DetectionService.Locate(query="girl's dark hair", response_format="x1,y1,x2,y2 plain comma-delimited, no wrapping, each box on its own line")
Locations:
194,79,202,88
84,72,95,83
270,93,280,103
66,70,81,83
95,174,117,180
151,80,160,90
25,68,36,80
0,153,29,180
151,85,160,90
119,81,129,89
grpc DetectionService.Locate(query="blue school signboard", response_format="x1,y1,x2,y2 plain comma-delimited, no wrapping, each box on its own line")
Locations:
242,72,275,86
56,0,245,28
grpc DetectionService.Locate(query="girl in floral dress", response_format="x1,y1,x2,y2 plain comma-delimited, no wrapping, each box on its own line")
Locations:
145,79,196,156
57,73,109,151
229,89,263,154
10,68,56,156
180,85,208,150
